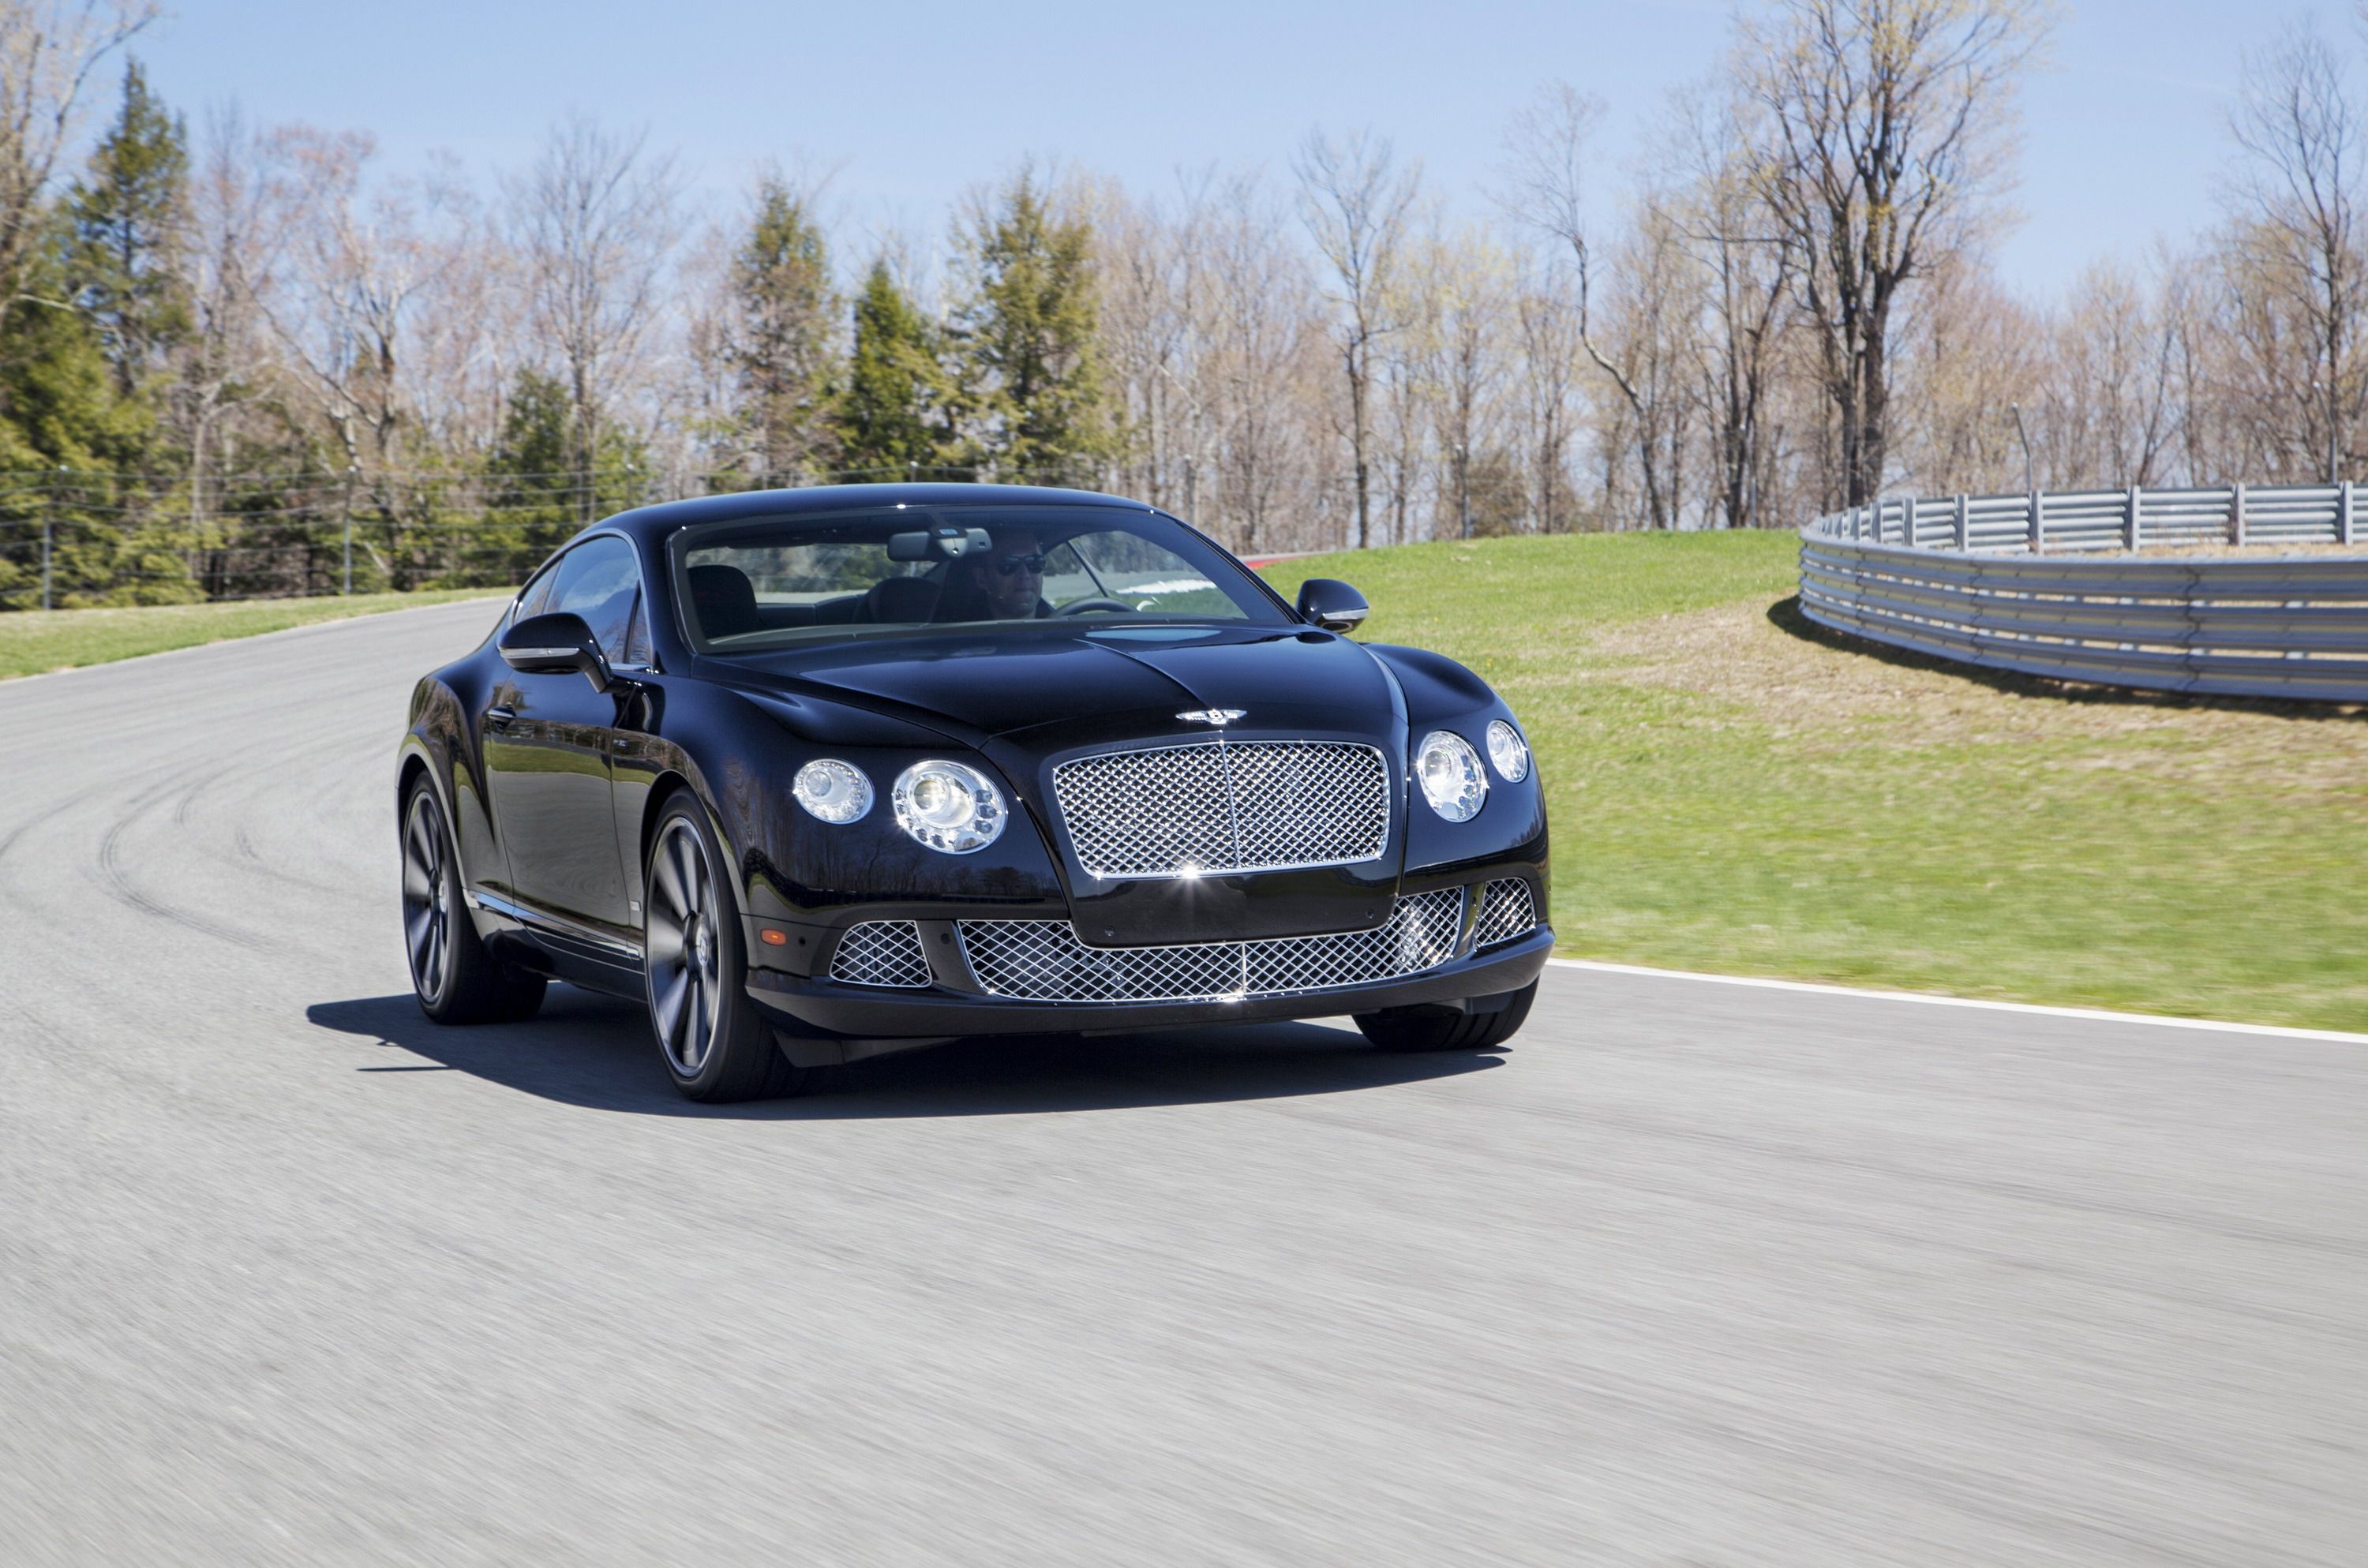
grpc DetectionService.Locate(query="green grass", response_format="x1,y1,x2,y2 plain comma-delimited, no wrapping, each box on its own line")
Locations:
0,589,504,681
1264,533,2368,1033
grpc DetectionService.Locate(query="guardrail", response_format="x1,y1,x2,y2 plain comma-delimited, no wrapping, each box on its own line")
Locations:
1798,485,2368,702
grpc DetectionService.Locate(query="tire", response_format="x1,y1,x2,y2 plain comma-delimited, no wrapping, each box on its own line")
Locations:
1354,979,1536,1053
402,777,546,1024
644,793,811,1102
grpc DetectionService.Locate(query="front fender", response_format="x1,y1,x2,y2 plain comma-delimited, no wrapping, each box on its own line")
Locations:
1366,643,1549,875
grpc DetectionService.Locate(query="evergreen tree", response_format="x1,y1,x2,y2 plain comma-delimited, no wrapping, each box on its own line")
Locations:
467,369,646,586
950,169,1112,477
66,61,191,406
0,205,178,607
731,176,837,482
836,260,945,478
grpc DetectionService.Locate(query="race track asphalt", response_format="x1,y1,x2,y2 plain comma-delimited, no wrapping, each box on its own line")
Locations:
2,598,2362,1566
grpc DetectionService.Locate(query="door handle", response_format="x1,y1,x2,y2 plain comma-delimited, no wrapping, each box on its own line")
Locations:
487,705,517,729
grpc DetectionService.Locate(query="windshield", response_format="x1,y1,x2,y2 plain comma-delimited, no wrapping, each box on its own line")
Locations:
669,503,1289,654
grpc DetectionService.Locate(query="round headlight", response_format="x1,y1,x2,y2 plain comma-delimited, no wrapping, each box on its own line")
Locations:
892,760,1006,854
1486,719,1530,783
1414,730,1487,822
792,758,873,824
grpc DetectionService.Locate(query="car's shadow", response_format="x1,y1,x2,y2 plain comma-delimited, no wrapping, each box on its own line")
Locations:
306,987,1504,1119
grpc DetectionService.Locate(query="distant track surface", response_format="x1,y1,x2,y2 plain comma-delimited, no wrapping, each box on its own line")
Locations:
2,601,2361,1566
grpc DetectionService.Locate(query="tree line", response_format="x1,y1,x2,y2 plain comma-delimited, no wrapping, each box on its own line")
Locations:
4,0,2366,608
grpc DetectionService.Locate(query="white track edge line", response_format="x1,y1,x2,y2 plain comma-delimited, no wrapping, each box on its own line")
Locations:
1546,956,2368,1044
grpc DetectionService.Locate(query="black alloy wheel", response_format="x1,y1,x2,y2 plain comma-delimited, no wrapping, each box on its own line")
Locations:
1354,979,1537,1053
643,795,810,1102
402,778,545,1024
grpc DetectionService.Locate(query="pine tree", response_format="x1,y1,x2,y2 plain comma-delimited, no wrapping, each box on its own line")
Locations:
731,177,838,483
0,206,176,606
836,260,945,478
66,61,192,406
950,169,1112,477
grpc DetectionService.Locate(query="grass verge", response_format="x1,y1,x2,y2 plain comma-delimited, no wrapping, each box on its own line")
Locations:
1264,533,2368,1033
0,589,502,682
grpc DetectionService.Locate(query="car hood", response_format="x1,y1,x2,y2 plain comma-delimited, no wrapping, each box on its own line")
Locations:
725,623,1399,748
722,623,1413,947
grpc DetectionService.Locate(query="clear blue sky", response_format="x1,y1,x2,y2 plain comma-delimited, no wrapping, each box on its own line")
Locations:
140,0,2350,295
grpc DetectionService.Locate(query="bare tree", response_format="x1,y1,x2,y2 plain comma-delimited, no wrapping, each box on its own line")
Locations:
507,114,683,518
1513,256,1584,531
1205,171,1326,552
1737,0,2049,507
1295,126,1418,549
1665,84,1795,528
2224,19,2364,481
1421,223,1512,539
174,107,275,533
248,126,472,488
1499,83,1688,528
0,0,153,338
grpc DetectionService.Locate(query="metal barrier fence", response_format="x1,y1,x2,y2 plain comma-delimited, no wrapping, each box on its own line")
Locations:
1799,485,2368,702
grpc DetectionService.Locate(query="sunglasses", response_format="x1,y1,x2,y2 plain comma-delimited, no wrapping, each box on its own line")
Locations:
994,553,1047,575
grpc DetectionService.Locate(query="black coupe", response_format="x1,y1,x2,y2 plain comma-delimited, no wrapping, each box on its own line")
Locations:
396,485,1551,1100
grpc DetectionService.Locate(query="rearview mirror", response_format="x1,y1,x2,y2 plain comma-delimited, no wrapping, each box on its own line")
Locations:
887,526,994,563
1295,578,1369,635
500,611,611,694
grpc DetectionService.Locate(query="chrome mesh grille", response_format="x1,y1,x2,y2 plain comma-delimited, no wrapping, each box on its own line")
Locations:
1052,739,1389,878
828,920,933,988
1473,878,1539,947
958,888,1464,1004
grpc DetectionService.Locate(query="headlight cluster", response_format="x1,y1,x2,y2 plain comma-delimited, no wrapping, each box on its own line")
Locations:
1415,731,1487,821
1414,719,1530,821
792,758,873,824
792,758,1007,855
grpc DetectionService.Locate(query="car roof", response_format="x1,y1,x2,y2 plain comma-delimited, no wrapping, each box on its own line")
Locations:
579,484,1157,549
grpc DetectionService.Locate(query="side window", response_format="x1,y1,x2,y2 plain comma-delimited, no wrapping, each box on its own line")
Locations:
1039,539,1097,608
514,561,560,622
622,590,654,667
546,537,643,663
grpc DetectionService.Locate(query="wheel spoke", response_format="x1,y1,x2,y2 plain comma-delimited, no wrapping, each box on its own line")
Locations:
650,834,690,920
685,973,707,1067
645,910,684,967
423,917,444,990
673,834,704,916
653,966,688,1047
405,902,433,962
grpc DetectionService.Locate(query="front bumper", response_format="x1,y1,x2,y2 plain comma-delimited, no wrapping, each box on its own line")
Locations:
745,925,1553,1055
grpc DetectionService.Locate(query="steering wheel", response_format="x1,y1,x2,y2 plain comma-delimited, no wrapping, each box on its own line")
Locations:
1054,597,1138,616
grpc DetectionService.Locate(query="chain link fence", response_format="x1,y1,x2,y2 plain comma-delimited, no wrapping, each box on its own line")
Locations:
0,461,1347,613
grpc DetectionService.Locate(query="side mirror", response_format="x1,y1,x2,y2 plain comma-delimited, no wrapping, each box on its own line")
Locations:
500,611,611,694
1295,578,1369,635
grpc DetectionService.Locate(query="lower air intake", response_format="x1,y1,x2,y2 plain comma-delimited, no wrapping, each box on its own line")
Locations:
958,888,1465,1005
1472,878,1539,947
828,920,933,988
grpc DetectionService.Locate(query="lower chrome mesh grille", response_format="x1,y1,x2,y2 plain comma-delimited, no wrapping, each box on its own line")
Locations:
828,920,933,988
1472,878,1539,947
958,888,1465,1004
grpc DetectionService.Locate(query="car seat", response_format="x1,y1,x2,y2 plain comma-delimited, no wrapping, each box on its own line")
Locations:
687,563,759,638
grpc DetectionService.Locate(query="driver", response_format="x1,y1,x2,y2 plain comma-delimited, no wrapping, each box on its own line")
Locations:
937,527,1051,621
